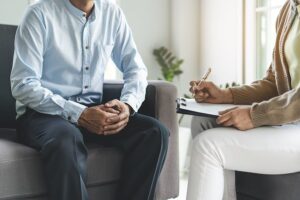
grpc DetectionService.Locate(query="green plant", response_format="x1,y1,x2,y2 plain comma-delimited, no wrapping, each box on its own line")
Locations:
153,47,184,82
220,82,240,88
153,46,186,125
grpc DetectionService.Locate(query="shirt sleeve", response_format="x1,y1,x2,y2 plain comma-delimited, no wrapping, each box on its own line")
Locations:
10,7,86,123
111,7,148,112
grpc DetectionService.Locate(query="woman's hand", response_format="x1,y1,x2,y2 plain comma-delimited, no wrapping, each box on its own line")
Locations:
216,107,254,131
189,81,233,104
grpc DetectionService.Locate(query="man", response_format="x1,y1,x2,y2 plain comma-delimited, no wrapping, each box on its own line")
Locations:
10,0,169,200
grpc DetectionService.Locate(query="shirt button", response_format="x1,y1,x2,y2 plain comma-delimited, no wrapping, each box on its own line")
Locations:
68,116,71,121
84,86,88,89
85,46,89,50
85,66,89,70
77,97,81,102
82,14,86,17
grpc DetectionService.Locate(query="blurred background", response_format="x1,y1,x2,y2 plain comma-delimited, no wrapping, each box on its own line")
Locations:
0,0,286,199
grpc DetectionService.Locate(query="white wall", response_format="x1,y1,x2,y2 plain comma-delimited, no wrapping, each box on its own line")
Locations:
171,0,200,96
198,0,242,87
122,0,242,92
120,0,171,80
121,0,242,127
0,0,28,25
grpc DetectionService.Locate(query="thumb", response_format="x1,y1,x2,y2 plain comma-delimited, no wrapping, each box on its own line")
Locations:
105,99,117,107
196,81,212,91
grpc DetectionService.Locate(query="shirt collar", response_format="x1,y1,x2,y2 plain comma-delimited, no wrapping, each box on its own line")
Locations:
63,0,96,23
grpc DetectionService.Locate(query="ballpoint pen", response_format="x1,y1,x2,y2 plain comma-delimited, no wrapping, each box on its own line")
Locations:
193,67,212,97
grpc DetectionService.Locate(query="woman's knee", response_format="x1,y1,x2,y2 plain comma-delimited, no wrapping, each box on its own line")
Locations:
192,130,224,165
191,116,218,138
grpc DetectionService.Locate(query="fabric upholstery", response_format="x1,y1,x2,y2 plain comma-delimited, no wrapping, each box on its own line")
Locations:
0,132,122,199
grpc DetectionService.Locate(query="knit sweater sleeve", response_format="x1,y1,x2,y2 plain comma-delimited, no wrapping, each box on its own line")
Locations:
250,86,300,127
229,65,278,105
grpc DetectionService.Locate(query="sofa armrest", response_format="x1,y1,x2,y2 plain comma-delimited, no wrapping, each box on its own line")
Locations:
103,80,179,200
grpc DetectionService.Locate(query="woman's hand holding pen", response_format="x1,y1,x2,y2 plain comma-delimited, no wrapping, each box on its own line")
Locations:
189,81,234,104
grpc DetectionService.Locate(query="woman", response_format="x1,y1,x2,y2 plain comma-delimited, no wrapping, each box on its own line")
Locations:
188,0,300,199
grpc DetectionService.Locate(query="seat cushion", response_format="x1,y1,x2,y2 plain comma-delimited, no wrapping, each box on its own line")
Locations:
236,171,300,200
0,129,123,199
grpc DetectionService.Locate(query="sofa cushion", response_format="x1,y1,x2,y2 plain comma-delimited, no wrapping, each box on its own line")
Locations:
0,129,123,199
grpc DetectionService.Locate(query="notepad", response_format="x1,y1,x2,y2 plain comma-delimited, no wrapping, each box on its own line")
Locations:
176,98,248,118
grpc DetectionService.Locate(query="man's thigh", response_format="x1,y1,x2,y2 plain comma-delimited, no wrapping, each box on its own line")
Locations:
16,109,84,151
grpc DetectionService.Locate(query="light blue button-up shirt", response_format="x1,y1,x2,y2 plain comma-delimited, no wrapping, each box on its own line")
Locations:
10,0,148,123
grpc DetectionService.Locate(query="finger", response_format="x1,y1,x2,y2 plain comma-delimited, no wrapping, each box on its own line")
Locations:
218,107,238,115
103,117,129,131
221,118,234,127
104,107,120,114
104,123,127,135
105,99,119,108
189,87,194,93
189,81,199,87
202,93,209,99
195,92,209,102
194,91,207,98
195,96,206,103
196,81,209,90
216,112,232,124
80,118,103,133
96,105,120,115
106,112,129,123
88,125,104,135
190,86,197,93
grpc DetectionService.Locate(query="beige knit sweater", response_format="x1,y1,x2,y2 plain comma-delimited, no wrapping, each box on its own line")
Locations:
230,0,300,127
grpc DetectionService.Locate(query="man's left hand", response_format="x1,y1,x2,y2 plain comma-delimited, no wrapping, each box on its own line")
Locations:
216,107,254,131
101,99,131,135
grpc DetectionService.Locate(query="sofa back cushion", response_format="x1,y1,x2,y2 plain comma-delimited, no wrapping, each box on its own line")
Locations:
0,25,17,129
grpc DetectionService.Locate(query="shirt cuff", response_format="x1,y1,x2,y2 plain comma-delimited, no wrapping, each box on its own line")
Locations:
62,100,87,124
120,95,139,112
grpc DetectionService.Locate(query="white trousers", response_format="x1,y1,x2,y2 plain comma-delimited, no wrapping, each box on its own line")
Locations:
187,116,300,200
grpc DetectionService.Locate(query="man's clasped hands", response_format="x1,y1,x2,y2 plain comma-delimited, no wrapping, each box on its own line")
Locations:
78,99,131,135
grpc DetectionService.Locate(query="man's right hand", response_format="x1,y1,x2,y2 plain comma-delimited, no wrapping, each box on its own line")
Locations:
189,81,234,104
78,106,118,135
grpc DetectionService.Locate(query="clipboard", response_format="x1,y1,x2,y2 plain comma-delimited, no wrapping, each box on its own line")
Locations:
176,98,247,118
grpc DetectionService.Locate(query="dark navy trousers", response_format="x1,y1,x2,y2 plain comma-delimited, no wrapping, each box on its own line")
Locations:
16,108,169,200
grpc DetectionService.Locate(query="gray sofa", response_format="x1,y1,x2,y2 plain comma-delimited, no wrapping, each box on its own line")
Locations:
0,24,179,200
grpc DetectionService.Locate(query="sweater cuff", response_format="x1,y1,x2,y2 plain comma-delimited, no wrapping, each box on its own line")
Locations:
250,103,267,128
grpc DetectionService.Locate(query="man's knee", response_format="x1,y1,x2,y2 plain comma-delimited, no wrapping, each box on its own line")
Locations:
191,116,218,138
151,118,169,140
141,117,169,151
41,121,86,159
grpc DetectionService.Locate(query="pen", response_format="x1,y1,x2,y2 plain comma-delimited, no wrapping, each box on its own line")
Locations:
193,67,212,96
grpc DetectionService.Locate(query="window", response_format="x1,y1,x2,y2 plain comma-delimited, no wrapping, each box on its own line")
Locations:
244,0,285,83
255,0,285,79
